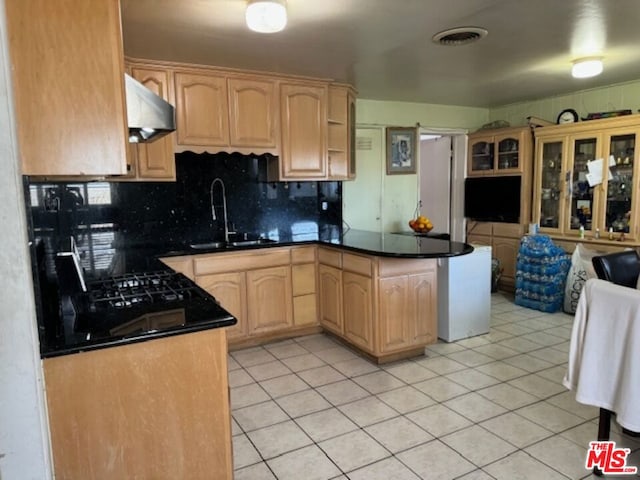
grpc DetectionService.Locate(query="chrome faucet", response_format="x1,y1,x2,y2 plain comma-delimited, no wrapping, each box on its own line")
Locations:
210,178,234,243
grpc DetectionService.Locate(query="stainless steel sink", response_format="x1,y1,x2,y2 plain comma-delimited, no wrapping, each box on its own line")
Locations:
228,238,276,247
189,241,226,250
189,238,275,250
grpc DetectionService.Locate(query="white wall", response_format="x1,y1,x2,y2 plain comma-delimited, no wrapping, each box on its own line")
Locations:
0,1,52,478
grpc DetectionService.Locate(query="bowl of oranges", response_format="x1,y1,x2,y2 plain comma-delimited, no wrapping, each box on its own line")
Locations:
409,215,433,234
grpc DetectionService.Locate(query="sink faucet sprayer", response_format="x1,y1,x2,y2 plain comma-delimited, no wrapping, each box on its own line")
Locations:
210,178,235,243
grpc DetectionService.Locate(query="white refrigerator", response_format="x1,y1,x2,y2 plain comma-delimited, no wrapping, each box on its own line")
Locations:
437,245,492,342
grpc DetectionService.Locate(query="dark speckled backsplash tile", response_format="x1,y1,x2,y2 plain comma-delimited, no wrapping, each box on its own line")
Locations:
26,152,342,274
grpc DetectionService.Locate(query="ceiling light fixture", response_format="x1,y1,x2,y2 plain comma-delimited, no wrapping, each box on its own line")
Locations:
246,0,287,33
572,57,603,78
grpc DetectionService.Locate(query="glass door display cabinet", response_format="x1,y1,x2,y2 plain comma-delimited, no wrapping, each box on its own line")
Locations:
533,115,640,242
535,137,566,232
603,130,637,238
567,135,600,237
468,126,531,176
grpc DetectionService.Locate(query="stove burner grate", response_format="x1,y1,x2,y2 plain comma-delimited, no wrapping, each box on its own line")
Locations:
86,271,200,310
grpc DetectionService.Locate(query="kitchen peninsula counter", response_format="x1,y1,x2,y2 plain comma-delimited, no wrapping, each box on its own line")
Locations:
158,228,473,259
153,229,473,363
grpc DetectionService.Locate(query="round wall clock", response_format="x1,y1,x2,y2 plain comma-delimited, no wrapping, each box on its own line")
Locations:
557,109,579,124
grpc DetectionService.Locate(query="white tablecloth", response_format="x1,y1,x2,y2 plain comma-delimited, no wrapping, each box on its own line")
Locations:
564,278,640,432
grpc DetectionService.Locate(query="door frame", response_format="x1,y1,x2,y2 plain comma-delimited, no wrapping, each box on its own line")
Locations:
418,127,468,242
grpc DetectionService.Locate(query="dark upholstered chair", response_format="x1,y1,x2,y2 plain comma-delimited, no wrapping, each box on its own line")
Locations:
590,250,640,475
592,250,640,289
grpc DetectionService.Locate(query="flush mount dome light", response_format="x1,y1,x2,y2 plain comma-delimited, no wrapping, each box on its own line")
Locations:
432,27,488,46
246,0,287,33
572,57,603,78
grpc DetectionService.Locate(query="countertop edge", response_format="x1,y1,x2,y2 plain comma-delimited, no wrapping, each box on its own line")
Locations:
159,234,474,259
41,316,237,358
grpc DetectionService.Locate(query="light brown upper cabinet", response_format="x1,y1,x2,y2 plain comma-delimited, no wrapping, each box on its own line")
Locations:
125,67,176,181
175,72,230,148
468,126,532,177
6,0,129,176
327,85,357,180
174,71,279,155
228,77,278,150
278,82,328,179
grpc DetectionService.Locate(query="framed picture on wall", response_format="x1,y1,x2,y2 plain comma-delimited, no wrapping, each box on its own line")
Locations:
386,127,417,175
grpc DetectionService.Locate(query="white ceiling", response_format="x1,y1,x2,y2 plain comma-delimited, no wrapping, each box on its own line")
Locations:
121,0,640,108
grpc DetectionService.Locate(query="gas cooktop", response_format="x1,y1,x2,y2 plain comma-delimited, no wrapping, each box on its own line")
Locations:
53,270,236,354
86,270,201,310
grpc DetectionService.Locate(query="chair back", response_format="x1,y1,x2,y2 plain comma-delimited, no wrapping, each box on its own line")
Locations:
592,250,640,288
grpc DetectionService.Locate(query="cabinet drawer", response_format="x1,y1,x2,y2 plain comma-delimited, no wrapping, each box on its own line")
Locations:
342,253,372,277
468,221,492,236
493,223,524,238
379,258,436,277
293,294,318,326
467,234,492,247
318,248,342,268
292,264,316,296
160,256,194,280
194,248,290,275
291,246,316,264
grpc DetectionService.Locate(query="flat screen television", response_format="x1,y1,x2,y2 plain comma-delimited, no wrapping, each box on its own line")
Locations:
464,176,521,223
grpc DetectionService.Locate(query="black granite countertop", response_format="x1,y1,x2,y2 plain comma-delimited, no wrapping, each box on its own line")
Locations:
157,229,472,260
34,229,471,358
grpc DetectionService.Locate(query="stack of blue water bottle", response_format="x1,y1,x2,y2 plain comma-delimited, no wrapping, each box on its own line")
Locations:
514,234,571,313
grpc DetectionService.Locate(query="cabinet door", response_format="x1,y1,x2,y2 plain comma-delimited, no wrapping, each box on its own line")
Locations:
280,83,328,179
44,329,233,480
566,135,600,236
410,271,437,345
175,72,229,146
379,276,411,352
6,0,128,176
318,264,342,334
468,135,495,176
246,266,293,334
495,133,523,174
196,272,247,340
342,272,373,352
228,77,278,148
129,67,176,180
602,129,638,239
535,136,566,233
492,237,520,289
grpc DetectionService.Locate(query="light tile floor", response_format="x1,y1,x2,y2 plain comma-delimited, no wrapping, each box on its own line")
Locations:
229,292,640,479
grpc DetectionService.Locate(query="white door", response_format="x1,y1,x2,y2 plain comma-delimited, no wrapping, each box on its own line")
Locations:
343,128,383,232
419,136,452,234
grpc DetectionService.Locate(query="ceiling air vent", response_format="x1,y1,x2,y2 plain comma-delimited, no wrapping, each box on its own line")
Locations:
432,27,488,46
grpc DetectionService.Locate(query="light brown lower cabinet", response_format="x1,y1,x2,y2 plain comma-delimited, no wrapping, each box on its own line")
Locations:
342,271,374,352
318,248,438,362
43,328,233,480
246,265,293,334
318,264,343,335
378,267,437,354
196,272,248,340
162,246,438,362
467,221,524,291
